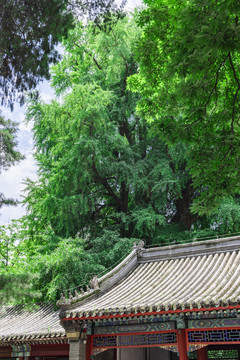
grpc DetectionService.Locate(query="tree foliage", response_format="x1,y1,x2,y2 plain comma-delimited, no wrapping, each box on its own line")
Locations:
0,115,23,170
129,0,240,213
25,18,196,247
0,222,41,305
21,229,134,302
4,10,240,306
0,114,23,208
0,0,126,109
0,0,74,108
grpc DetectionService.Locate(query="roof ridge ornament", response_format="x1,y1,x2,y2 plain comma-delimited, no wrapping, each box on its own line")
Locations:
57,276,100,308
58,293,70,306
132,240,145,257
89,275,100,290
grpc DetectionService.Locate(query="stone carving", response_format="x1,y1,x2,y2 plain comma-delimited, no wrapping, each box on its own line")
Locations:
73,290,82,300
61,319,87,337
57,277,101,308
90,275,100,290
138,240,145,248
132,240,145,249
57,293,71,307
133,240,145,256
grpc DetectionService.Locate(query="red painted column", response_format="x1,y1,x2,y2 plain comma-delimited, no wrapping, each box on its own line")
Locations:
0,346,12,358
177,329,188,360
86,335,93,360
197,347,208,360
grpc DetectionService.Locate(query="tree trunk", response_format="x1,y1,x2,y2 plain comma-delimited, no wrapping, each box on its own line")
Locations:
171,180,197,230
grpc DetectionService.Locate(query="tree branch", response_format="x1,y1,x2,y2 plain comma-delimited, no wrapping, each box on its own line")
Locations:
92,159,121,205
228,53,240,133
73,42,103,70
229,52,240,86
204,52,230,113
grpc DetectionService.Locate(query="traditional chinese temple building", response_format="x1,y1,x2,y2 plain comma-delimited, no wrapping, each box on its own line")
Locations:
1,236,240,360
58,236,240,360
0,305,68,360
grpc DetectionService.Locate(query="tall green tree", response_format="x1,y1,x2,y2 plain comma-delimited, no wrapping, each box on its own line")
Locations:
21,15,240,305
0,0,125,109
25,17,195,247
129,0,240,214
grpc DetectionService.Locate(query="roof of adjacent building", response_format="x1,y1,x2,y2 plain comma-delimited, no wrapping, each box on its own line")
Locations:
59,236,240,319
0,304,66,345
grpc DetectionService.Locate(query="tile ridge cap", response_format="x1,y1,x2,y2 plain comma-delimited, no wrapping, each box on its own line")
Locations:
140,236,240,262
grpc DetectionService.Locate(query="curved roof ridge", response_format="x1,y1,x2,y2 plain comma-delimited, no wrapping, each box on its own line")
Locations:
58,247,139,310
60,236,240,318
140,235,240,263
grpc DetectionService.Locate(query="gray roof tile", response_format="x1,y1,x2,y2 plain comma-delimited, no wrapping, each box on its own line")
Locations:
0,304,65,343
62,236,240,318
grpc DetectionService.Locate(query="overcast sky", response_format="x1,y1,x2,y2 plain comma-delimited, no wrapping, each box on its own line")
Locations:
0,81,54,225
0,0,141,226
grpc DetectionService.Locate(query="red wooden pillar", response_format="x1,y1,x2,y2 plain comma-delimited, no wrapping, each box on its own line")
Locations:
177,329,188,360
197,347,207,360
86,335,93,360
0,347,12,358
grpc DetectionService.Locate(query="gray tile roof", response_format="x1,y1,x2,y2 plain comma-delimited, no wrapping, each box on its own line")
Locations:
61,236,240,318
0,304,65,344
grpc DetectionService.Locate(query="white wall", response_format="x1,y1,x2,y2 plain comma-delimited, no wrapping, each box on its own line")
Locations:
116,347,171,360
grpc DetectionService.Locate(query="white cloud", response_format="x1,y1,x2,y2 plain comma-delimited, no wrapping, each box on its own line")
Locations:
0,71,60,225
0,96,40,225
